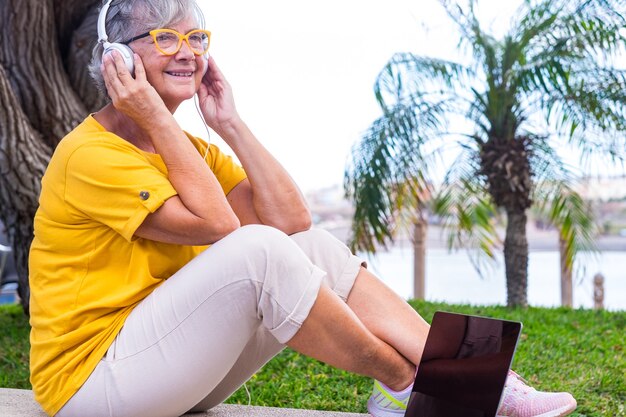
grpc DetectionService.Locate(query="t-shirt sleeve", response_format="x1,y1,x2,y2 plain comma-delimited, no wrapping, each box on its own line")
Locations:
64,141,177,242
204,143,247,195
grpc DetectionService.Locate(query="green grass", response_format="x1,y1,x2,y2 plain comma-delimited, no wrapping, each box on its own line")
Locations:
0,304,30,389
1,302,624,416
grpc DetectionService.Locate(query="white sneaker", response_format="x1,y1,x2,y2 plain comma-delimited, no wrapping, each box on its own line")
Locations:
366,380,410,417
497,371,577,417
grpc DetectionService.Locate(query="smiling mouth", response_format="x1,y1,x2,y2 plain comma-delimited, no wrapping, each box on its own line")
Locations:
166,71,194,77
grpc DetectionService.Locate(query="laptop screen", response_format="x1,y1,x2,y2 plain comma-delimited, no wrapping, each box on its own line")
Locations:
405,311,522,417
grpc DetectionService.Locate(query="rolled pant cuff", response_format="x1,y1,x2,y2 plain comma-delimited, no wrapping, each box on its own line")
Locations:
333,254,366,302
270,265,326,344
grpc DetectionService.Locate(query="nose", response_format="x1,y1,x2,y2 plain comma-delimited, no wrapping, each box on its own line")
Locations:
175,39,195,60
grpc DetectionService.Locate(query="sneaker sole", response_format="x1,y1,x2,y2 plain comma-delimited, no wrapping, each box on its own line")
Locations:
497,401,577,417
367,397,406,417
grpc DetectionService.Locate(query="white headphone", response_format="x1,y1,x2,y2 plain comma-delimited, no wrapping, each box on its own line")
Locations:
97,0,135,73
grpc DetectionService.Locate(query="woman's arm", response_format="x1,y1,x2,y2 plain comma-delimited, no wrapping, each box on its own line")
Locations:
199,57,312,235
103,52,240,245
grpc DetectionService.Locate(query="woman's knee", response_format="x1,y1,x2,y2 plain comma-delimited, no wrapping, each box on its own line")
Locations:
290,227,337,247
227,224,294,256
290,229,347,262
224,224,313,281
231,225,339,253
229,224,287,243
289,228,363,293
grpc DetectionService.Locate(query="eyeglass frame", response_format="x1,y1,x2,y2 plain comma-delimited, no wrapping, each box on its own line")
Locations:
122,28,211,56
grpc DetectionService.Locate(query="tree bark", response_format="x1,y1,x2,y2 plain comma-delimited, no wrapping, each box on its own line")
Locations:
0,0,87,149
480,136,532,307
504,209,529,307
54,0,101,60
412,218,426,300
62,4,108,111
559,235,573,307
0,65,53,314
0,0,101,314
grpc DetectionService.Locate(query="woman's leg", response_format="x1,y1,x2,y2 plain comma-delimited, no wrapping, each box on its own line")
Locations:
291,229,577,417
346,268,431,367
288,229,417,389
190,284,416,412
189,228,418,411
187,326,283,412
290,229,430,371
288,284,415,391
56,225,413,417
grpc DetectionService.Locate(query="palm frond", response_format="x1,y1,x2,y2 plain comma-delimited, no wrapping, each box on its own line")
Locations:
374,53,475,113
526,133,573,187
438,0,499,76
345,98,451,252
432,148,501,277
514,0,625,58
438,0,479,53
512,0,624,98
538,67,626,162
507,0,626,165
512,0,562,51
527,132,599,280
533,180,599,270
556,67,626,131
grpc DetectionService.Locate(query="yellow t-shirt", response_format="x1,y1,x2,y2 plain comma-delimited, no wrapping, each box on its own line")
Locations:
29,115,247,416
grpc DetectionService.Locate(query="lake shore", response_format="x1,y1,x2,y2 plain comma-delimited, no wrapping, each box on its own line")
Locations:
318,221,626,252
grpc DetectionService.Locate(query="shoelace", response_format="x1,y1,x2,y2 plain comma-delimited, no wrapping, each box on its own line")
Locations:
506,371,534,395
498,371,535,416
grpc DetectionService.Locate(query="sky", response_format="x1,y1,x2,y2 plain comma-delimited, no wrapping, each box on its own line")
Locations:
173,0,526,193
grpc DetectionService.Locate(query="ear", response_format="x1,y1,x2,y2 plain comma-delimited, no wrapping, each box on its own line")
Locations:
104,43,135,74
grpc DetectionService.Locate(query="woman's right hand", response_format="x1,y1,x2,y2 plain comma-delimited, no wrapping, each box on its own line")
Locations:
101,51,170,127
100,51,240,245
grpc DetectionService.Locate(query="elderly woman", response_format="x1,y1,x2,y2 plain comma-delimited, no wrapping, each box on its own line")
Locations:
28,1,577,417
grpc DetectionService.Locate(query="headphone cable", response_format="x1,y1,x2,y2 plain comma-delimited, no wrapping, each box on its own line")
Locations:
194,94,211,161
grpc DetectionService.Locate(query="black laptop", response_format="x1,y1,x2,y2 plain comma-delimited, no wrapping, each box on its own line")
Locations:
405,311,523,417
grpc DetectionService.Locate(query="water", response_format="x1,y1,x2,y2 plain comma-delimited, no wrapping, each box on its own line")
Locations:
359,246,626,311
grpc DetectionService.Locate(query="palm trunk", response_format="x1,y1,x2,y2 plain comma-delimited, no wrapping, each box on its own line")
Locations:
412,219,427,300
559,235,573,307
504,209,529,307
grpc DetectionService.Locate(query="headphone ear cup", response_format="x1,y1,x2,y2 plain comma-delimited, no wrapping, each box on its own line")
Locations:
103,43,135,74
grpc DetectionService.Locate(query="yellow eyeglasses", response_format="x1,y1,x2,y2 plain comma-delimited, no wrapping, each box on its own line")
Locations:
123,28,211,56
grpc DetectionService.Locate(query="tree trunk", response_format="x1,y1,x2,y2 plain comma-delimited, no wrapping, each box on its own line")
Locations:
479,136,532,308
412,218,426,300
0,66,53,314
0,0,101,314
504,209,529,307
54,0,101,60
0,0,87,149
559,235,573,307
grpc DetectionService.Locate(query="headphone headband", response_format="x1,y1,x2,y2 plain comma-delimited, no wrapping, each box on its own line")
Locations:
97,0,135,73
97,0,114,47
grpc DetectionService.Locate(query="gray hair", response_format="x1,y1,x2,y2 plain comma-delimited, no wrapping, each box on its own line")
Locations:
89,0,205,97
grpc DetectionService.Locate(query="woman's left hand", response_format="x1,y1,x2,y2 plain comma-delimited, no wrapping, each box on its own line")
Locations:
197,56,241,134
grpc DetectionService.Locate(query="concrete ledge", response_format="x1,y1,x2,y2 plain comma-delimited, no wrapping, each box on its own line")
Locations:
0,388,368,417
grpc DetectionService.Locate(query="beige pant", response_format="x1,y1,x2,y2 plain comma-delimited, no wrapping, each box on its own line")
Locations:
56,225,363,417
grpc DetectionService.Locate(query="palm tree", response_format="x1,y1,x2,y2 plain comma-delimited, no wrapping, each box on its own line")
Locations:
344,0,626,307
